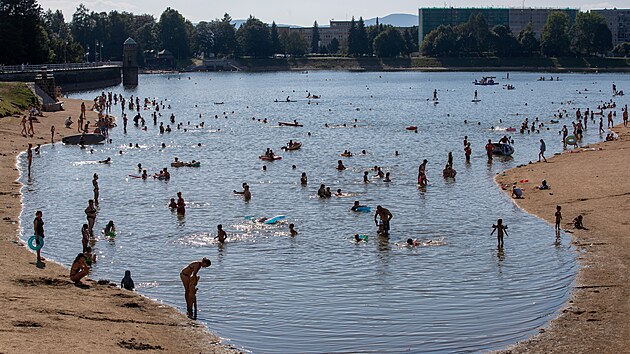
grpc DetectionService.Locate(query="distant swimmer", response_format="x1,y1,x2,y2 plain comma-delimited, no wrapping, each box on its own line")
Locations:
418,159,428,186
374,205,393,235
98,157,112,164
234,183,251,201
384,172,391,182
301,172,308,185
351,200,366,211
491,219,508,248
335,188,343,196
289,223,298,236
317,184,326,198
169,198,177,209
337,160,346,170
214,224,227,244
363,171,370,183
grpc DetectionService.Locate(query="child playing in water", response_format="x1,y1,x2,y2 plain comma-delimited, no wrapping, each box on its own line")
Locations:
104,220,116,235
354,234,367,242
84,246,97,266
289,223,298,236
121,270,135,291
214,224,227,243
491,219,509,248
406,238,419,247
169,198,177,209
555,206,562,232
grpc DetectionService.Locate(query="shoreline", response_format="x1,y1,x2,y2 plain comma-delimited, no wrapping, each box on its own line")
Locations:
0,98,238,353
494,125,630,353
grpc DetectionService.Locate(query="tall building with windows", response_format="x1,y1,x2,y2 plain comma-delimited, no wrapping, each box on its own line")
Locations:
592,9,630,47
418,7,578,43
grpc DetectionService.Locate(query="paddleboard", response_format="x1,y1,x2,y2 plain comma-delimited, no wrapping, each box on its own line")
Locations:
354,206,371,213
264,215,286,224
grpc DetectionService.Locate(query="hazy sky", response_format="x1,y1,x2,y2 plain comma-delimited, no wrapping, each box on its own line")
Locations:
39,0,626,26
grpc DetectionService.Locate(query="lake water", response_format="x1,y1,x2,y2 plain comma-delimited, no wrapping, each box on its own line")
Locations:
20,71,625,353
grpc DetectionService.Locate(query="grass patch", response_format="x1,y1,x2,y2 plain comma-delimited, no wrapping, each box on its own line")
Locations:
0,82,38,118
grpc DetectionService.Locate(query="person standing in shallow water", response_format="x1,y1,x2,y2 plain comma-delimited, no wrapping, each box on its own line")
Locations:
180,258,211,318
92,173,99,206
491,219,508,248
33,210,45,264
27,143,33,177
85,199,97,238
176,192,186,215
539,139,547,162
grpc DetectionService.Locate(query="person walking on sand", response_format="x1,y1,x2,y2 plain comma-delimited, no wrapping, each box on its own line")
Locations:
27,144,33,177
491,219,508,248
50,125,55,143
27,115,34,137
374,205,393,236
538,139,547,162
20,116,27,136
85,199,97,238
180,258,211,318
33,210,45,264
624,107,628,127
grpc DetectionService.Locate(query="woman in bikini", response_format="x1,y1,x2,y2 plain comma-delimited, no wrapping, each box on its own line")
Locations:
85,199,97,238
92,173,99,206
180,258,211,318
70,253,90,283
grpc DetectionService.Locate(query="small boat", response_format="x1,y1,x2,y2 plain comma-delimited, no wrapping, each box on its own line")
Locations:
473,76,499,86
62,133,105,145
278,121,303,127
491,143,514,156
259,155,282,161
214,102,225,105
406,126,418,131
281,142,302,151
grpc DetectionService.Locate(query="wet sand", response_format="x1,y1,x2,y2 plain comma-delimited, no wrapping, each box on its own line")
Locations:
0,98,237,353
495,125,630,353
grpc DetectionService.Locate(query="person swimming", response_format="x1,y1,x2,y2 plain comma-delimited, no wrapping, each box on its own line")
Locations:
337,160,346,170
214,224,227,243
289,223,298,236
351,200,366,211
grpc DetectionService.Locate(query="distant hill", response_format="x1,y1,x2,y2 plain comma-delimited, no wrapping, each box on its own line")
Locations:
230,13,418,29
364,13,418,27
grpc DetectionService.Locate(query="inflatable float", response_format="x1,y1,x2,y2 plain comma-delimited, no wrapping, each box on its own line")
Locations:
62,134,106,145
27,235,44,251
278,121,303,127
259,155,282,161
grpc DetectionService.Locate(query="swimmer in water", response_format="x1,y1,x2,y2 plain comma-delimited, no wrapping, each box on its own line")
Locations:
98,157,111,164
335,188,343,196
141,170,148,180
214,224,227,244
351,200,366,211
234,184,251,201
337,160,346,170
406,238,419,247
317,184,326,198
384,172,391,182
169,198,177,209
289,223,298,236
300,172,308,185
363,171,370,183
491,219,508,248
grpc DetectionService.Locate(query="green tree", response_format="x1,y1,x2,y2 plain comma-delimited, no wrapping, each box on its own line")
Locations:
366,25,381,54
209,13,237,57
403,28,417,54
237,16,271,58
454,13,492,55
421,25,456,57
195,21,214,57
311,21,320,53
0,0,50,64
329,37,340,54
491,25,521,57
373,27,406,57
347,17,358,55
281,31,307,56
158,7,190,59
270,21,281,54
518,22,540,56
355,17,370,55
570,12,612,55
43,9,82,63
540,11,571,57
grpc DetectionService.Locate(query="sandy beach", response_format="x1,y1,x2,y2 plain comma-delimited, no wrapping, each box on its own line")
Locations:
0,98,237,353
495,125,630,353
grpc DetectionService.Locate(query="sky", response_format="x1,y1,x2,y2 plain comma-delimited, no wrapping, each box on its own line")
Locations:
38,0,627,26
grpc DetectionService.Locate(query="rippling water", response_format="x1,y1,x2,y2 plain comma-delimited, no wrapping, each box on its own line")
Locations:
20,71,624,353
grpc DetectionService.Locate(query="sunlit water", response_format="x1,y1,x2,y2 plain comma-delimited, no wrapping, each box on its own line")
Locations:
19,71,627,353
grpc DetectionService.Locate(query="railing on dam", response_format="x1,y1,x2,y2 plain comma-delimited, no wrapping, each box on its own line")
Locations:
0,62,123,73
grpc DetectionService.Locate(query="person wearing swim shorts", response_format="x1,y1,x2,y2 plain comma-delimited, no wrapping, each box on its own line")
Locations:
374,205,393,236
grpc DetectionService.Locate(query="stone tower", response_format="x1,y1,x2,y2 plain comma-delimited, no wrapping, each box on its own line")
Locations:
122,37,138,86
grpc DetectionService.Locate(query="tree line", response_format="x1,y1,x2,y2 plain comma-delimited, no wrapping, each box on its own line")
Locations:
0,1,419,65
421,11,624,57
1,0,628,66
